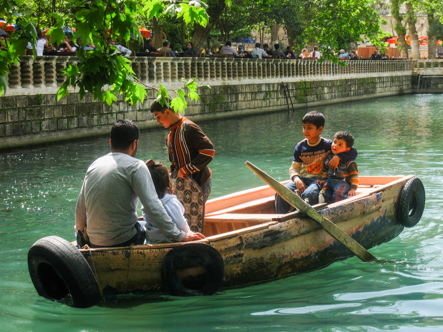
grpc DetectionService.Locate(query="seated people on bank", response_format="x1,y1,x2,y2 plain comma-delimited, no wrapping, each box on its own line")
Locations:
299,48,309,58
370,50,382,60
59,34,77,52
142,160,190,243
26,28,46,56
183,41,199,57
285,46,296,59
251,43,271,59
143,38,157,52
349,51,359,60
219,41,239,57
271,43,285,59
338,49,349,59
0,35,7,50
157,40,176,57
75,119,205,247
317,131,359,204
263,44,272,56
109,39,131,57
309,46,321,59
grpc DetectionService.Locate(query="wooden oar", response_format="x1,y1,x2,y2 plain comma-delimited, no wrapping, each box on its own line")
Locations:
245,161,377,262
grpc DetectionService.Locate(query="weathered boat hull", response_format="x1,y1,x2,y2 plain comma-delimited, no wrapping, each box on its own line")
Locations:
79,176,414,295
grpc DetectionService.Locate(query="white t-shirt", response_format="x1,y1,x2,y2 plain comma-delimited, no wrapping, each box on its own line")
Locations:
27,38,46,56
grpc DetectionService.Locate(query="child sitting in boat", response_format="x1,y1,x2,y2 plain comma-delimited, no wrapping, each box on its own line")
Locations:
141,160,190,243
317,131,359,204
275,111,357,213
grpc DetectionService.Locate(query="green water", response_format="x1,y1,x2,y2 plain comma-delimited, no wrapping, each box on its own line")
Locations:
1,94,443,331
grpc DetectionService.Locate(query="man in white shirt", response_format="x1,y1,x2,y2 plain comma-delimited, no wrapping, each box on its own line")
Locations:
110,39,132,57
309,46,322,59
75,119,204,247
219,41,238,57
250,43,270,59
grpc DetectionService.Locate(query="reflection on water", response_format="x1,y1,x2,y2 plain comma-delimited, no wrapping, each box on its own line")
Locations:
1,94,443,331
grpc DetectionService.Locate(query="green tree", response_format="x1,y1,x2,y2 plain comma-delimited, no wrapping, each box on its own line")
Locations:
302,0,385,59
0,0,224,113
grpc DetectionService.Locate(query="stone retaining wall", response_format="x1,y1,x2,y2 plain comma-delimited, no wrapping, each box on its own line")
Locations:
0,74,412,151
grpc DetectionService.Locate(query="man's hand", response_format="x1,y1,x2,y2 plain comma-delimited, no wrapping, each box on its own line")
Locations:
328,155,340,169
182,231,205,242
293,177,306,194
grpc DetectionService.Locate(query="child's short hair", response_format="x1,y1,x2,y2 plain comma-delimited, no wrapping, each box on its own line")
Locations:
150,98,171,113
146,160,170,199
334,131,354,148
302,111,325,128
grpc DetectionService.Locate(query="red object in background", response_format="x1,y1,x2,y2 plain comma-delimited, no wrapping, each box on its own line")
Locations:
138,27,151,38
387,37,398,45
0,21,15,31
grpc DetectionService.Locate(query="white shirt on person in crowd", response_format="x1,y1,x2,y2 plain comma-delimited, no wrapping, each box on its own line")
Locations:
27,38,46,56
251,47,269,59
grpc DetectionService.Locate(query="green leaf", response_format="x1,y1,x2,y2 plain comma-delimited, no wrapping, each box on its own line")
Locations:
0,75,7,95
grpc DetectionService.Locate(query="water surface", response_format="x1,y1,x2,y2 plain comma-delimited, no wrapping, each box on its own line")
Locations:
1,94,442,331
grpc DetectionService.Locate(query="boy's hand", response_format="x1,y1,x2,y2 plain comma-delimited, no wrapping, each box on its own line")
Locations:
329,156,340,169
182,231,205,242
316,180,326,186
348,188,356,197
293,177,306,193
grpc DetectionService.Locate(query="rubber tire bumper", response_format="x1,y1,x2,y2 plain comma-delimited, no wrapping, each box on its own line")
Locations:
397,177,425,228
28,236,101,308
161,243,224,296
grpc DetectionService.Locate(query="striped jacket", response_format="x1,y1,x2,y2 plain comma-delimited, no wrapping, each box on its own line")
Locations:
167,117,215,186
322,153,359,190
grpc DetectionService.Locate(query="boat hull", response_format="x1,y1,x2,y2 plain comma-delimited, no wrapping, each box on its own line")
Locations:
79,176,411,296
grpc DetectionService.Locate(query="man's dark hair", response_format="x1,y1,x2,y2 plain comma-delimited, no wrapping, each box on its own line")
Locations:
225,41,231,46
150,98,171,113
255,43,261,48
274,44,280,50
147,162,170,199
263,44,269,49
302,111,325,128
110,119,139,150
334,131,354,148
163,40,169,47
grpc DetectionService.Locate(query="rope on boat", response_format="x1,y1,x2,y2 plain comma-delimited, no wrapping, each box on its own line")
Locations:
86,246,106,303
124,244,134,293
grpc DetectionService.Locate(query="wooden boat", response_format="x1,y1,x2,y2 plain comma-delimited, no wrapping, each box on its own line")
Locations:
28,173,425,308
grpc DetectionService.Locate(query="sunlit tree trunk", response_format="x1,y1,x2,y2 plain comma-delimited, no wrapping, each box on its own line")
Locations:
427,14,437,59
405,3,419,59
191,0,227,52
391,0,409,58
270,23,280,46
152,17,162,49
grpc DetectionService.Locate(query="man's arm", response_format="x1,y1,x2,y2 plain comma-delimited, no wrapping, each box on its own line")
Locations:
75,182,87,233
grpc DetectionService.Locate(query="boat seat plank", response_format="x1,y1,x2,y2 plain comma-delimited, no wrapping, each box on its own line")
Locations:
205,195,276,217
205,213,286,224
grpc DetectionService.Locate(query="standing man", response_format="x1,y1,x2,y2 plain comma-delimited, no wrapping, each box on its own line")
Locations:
75,119,204,247
150,99,215,201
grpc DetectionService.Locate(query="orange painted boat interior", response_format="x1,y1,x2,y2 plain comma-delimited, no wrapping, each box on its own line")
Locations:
202,176,407,237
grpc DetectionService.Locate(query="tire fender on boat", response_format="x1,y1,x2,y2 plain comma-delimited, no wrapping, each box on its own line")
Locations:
27,236,101,308
161,243,224,296
397,177,425,228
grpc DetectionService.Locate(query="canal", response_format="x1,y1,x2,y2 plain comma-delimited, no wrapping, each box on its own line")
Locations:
1,94,442,331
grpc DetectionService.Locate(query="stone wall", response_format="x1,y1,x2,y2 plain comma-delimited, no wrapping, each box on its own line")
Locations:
0,74,413,151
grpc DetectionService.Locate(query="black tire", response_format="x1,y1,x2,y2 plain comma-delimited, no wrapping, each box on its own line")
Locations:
28,236,101,308
161,243,224,296
397,177,425,228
